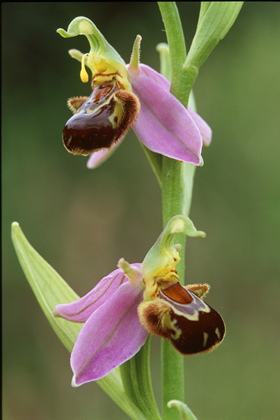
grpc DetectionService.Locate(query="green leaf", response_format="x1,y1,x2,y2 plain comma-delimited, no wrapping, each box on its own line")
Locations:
185,2,244,70
167,400,198,420
120,336,162,420
11,222,147,420
156,42,171,82
11,222,82,352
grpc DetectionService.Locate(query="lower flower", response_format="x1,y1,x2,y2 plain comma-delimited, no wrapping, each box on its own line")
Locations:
54,216,225,386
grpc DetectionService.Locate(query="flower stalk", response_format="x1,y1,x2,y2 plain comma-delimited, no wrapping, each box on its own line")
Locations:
158,3,243,418
158,3,196,419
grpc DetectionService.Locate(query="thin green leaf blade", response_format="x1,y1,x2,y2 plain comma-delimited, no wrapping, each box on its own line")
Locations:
167,400,198,420
11,222,81,352
186,2,244,69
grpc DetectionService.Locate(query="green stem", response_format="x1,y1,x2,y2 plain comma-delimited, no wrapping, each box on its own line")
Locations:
161,161,195,420
158,2,187,103
158,3,197,420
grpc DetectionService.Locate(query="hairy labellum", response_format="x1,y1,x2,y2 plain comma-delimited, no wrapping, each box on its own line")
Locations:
138,282,225,355
63,80,140,155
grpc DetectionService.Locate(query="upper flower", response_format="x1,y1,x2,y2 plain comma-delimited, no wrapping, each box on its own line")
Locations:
57,17,212,168
54,216,225,386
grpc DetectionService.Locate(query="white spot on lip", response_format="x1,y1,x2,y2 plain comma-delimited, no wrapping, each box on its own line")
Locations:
66,136,72,147
203,332,209,347
215,327,221,340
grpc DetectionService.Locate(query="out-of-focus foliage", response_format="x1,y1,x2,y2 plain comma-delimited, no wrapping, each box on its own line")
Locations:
3,2,280,419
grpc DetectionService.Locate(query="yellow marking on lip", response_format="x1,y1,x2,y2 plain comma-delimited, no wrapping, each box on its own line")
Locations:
203,332,209,347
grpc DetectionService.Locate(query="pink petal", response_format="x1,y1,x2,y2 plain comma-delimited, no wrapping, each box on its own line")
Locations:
71,281,148,385
131,63,170,90
188,108,212,146
129,64,203,165
86,139,123,169
54,264,142,322
130,64,212,147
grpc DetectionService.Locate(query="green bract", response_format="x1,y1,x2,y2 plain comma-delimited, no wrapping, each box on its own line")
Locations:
167,400,198,420
186,2,244,69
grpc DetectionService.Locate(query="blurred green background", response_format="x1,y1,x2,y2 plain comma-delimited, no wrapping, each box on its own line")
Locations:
3,2,280,419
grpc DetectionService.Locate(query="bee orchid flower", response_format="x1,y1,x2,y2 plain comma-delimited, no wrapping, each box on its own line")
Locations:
54,216,225,386
57,17,212,169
